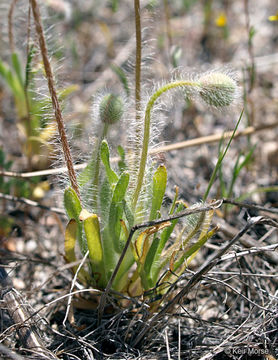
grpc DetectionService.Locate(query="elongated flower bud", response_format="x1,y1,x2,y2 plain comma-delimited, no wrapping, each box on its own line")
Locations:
197,72,237,108
99,93,124,124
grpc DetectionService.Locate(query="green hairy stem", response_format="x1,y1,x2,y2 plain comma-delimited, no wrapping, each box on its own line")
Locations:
132,80,197,209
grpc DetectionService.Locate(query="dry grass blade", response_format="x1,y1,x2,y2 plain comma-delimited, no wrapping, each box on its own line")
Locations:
0,193,66,215
165,328,172,360
62,251,89,327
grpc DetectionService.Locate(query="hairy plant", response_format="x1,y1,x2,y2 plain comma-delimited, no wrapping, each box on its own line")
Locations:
31,0,241,305
63,69,240,300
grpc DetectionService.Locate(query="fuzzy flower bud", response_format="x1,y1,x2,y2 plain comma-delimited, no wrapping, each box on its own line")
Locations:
197,72,237,108
99,93,124,124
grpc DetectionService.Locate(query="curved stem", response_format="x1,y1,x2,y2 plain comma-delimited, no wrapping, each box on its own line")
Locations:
132,80,198,209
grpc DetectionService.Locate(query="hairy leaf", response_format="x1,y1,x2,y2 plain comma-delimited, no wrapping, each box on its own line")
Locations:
101,140,118,186
149,165,167,221
64,187,82,221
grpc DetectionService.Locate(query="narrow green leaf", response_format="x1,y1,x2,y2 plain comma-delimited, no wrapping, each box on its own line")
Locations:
64,187,82,221
145,202,185,287
64,219,90,284
117,145,126,173
100,177,112,220
158,226,218,292
101,226,118,282
169,186,179,215
217,136,227,197
82,212,106,287
0,60,22,97
236,145,255,175
143,236,159,280
64,219,78,266
135,222,171,291
149,165,167,221
11,53,24,89
249,26,256,43
111,171,129,203
25,45,36,88
203,109,244,201
108,172,129,252
123,199,134,229
0,60,9,79
111,0,119,12
63,190,86,255
101,140,118,186
2,64,22,98
174,226,218,273
0,147,5,166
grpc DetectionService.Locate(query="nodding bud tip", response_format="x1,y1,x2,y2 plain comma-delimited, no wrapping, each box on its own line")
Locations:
197,72,237,108
99,93,124,124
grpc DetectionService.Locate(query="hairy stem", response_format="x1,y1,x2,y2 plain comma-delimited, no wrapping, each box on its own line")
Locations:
30,0,80,199
132,80,197,209
91,123,109,209
134,0,142,155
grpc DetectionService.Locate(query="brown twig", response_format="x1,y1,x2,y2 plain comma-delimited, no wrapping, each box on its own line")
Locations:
0,193,66,215
30,0,80,200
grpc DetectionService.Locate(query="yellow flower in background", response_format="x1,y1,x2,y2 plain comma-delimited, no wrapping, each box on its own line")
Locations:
215,13,227,27
268,12,278,21
32,181,50,200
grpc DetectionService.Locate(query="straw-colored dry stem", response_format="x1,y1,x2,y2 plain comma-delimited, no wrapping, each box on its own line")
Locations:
30,0,80,199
